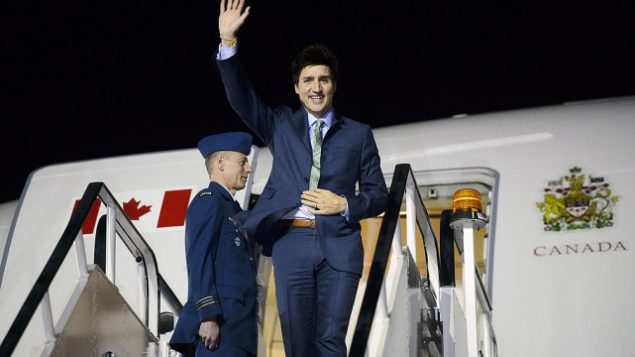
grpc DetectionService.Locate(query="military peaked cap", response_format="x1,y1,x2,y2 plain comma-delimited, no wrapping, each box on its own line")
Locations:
197,131,253,158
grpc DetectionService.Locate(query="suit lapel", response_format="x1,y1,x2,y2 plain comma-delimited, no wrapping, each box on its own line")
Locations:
290,108,311,152
289,108,343,150
323,112,343,144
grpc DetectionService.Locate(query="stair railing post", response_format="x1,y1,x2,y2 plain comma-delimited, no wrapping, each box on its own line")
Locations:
106,205,116,284
405,183,417,263
481,314,494,357
380,221,403,320
137,257,148,326
391,216,403,259
74,231,89,280
462,226,478,357
449,188,488,357
41,291,56,343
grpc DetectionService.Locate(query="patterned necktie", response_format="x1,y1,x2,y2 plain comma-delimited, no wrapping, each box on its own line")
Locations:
309,119,325,190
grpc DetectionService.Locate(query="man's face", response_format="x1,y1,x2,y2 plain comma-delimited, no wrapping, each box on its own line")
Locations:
294,65,337,118
219,151,252,194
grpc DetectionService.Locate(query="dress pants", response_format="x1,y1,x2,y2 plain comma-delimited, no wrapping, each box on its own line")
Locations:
272,227,360,357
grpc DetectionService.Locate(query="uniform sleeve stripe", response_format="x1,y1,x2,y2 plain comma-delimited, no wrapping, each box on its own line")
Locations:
197,301,216,310
196,295,219,309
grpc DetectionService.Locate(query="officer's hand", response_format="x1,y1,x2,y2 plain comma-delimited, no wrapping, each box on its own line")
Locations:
302,189,347,215
219,0,250,41
199,319,220,350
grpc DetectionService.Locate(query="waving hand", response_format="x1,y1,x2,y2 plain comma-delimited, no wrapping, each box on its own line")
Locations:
219,0,250,41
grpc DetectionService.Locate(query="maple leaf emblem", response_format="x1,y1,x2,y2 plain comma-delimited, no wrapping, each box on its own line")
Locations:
123,198,152,220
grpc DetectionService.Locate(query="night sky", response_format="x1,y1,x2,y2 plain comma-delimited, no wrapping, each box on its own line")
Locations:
4,0,634,203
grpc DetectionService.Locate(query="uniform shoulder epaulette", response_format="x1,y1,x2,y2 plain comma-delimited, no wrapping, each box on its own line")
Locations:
198,190,214,198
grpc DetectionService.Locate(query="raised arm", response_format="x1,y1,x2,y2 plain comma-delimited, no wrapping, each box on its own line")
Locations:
216,0,291,146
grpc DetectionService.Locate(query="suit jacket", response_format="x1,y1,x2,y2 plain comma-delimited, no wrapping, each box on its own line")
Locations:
217,54,388,274
170,181,257,355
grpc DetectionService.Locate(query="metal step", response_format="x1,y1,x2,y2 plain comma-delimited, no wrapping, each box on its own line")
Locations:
49,267,157,356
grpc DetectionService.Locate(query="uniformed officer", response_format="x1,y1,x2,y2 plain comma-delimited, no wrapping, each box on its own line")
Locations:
170,132,257,357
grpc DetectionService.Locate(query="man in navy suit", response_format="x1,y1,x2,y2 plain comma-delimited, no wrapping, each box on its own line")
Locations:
170,132,257,357
216,1,388,355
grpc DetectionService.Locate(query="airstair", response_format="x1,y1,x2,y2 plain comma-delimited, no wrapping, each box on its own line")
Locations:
1,164,497,356
347,164,498,356
0,183,182,356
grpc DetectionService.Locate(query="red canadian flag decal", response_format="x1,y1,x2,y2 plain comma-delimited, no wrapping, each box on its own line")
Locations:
123,198,152,220
157,190,191,228
73,189,192,234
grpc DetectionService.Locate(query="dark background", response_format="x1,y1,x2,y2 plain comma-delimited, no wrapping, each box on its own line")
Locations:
4,0,634,203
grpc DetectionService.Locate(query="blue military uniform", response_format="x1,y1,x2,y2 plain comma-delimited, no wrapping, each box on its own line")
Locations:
170,132,257,356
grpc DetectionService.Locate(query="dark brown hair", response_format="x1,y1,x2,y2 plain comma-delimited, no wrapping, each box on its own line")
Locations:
290,43,339,85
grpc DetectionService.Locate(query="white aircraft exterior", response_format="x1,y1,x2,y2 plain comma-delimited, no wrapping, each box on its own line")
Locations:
1,96,633,356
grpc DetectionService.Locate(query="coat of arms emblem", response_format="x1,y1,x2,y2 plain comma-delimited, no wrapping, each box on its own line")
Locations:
536,167,618,231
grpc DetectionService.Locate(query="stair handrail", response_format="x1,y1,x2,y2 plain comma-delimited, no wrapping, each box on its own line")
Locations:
93,214,183,315
350,164,497,357
350,163,441,356
0,182,179,355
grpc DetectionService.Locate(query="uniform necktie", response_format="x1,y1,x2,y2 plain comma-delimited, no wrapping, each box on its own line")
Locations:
309,119,325,190
233,200,242,212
